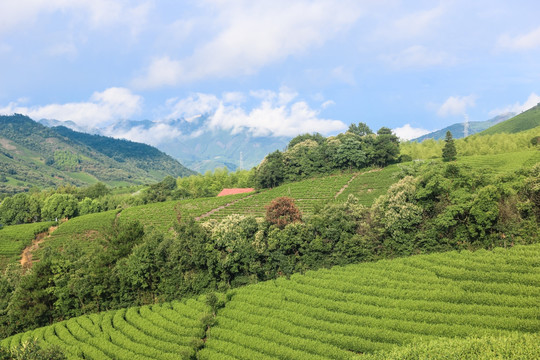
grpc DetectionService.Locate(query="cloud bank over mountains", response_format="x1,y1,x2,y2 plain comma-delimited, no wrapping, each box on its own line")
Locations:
1,87,346,146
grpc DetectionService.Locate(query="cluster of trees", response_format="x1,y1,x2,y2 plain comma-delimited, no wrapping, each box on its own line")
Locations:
1,161,538,337
143,168,254,203
0,183,111,225
0,167,257,226
401,126,540,160
254,124,401,188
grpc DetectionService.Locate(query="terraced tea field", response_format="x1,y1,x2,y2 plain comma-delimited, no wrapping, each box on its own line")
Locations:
1,297,210,360
200,243,540,359
4,243,537,359
458,150,540,174
204,172,357,221
335,165,399,205
33,210,119,262
0,221,54,266
120,193,251,232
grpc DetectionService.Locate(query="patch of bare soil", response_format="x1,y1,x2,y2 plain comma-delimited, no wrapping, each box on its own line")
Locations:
20,225,58,268
0,138,16,150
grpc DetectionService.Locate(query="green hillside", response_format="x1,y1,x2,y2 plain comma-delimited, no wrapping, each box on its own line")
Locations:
412,113,514,142
0,114,195,194
0,221,54,267
2,243,539,359
401,126,540,160
480,103,540,135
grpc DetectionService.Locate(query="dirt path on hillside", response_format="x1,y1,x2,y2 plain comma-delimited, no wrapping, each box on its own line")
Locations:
195,193,258,221
20,225,58,268
334,168,382,199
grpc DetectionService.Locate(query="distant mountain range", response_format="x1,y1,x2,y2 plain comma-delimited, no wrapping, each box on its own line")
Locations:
43,115,291,174
0,114,195,194
412,113,515,142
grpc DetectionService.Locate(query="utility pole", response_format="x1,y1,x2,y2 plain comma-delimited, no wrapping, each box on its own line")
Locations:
463,113,469,138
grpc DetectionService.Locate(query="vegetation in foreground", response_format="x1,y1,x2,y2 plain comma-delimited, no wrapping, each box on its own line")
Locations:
361,333,540,360
1,243,538,359
0,160,537,340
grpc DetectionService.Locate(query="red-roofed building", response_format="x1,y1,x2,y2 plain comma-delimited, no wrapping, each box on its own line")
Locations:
217,188,255,197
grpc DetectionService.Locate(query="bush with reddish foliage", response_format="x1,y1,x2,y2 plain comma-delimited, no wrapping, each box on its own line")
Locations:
265,197,302,229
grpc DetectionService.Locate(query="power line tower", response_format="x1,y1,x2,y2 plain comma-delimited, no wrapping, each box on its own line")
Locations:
239,151,244,170
463,113,469,138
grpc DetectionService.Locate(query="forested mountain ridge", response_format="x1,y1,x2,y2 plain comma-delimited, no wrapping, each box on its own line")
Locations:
0,114,195,194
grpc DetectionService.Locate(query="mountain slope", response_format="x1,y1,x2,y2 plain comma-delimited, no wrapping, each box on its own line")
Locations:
53,125,194,178
413,113,514,142
104,118,290,173
480,103,540,135
0,114,195,194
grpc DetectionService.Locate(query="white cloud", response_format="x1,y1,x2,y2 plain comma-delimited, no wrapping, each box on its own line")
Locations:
383,45,455,69
321,100,335,109
132,56,184,89
165,93,220,120
437,95,476,117
133,0,362,88
165,89,347,137
47,42,78,58
498,26,540,51
0,87,142,129
331,66,356,85
222,92,246,105
488,92,540,117
0,0,151,35
102,123,183,147
393,124,430,140
383,4,446,40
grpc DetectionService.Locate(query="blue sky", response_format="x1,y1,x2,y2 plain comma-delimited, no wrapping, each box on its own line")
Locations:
1,0,539,142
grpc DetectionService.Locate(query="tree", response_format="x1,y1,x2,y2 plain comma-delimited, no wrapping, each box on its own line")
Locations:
442,131,457,162
287,133,325,149
255,150,285,188
265,197,302,229
372,127,400,166
348,122,373,137
333,136,367,169
41,194,78,221
80,182,110,199
0,193,41,225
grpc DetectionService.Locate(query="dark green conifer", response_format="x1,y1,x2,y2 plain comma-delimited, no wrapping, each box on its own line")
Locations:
442,131,457,162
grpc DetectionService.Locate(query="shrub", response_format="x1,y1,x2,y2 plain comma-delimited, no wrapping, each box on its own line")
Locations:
265,197,302,229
